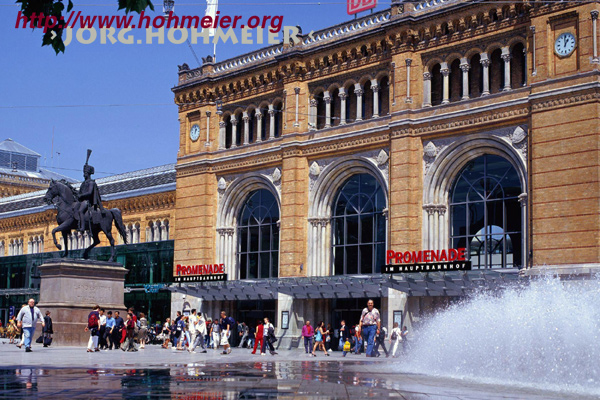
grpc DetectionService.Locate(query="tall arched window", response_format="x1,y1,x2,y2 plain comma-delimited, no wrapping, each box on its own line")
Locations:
332,174,386,275
450,155,522,269
237,189,279,279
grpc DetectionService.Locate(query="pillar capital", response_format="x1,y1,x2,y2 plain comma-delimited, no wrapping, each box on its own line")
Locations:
405,58,412,67
423,71,432,80
592,10,599,20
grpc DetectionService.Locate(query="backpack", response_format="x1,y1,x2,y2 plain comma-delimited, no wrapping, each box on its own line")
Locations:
88,312,99,329
391,331,398,341
343,340,351,352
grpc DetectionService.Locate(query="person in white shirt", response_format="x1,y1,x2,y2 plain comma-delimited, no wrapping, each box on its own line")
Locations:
188,309,207,353
390,322,402,358
99,309,107,350
16,298,45,353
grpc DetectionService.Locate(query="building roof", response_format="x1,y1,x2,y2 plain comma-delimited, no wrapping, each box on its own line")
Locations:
0,164,176,219
0,139,41,157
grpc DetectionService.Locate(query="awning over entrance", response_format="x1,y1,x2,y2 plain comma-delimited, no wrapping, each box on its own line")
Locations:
168,269,523,300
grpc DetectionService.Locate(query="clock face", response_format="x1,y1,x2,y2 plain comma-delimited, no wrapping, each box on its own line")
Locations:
555,32,576,57
190,124,200,141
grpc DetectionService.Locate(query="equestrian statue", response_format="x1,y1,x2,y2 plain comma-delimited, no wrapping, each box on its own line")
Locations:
43,149,128,261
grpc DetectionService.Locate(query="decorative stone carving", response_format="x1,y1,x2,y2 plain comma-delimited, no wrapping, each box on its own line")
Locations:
272,168,281,183
423,141,437,158
217,177,227,191
376,149,389,166
510,126,527,144
309,161,320,177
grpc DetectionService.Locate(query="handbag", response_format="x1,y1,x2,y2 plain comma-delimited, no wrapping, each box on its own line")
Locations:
36,335,44,344
343,340,351,352
43,335,53,346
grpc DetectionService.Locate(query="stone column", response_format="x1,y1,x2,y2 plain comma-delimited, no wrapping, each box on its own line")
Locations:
309,99,317,130
230,115,238,148
405,59,412,103
480,53,491,96
268,105,276,139
205,111,211,146
324,91,332,128
441,62,450,104
217,110,225,149
530,26,538,75
592,11,599,63
437,205,446,250
308,218,319,276
423,205,436,249
320,219,328,276
423,72,432,107
460,58,470,100
256,112,263,142
501,46,511,91
371,79,380,118
242,112,250,145
339,88,347,125
293,87,300,127
354,83,363,121
518,193,528,268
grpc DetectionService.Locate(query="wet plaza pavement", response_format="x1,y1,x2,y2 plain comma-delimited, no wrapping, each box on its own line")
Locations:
0,341,596,399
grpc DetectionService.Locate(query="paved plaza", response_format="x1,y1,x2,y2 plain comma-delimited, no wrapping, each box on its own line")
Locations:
0,340,595,399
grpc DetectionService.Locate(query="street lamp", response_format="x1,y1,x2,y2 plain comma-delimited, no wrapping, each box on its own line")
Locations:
163,0,175,16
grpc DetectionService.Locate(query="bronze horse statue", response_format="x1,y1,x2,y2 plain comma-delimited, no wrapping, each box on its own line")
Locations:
43,179,128,261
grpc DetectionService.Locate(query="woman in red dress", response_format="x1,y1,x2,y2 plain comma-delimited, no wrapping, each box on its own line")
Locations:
252,319,263,354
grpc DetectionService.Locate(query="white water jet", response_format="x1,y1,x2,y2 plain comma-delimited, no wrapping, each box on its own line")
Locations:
399,276,600,395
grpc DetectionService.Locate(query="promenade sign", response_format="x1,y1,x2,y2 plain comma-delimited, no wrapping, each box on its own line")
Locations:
174,263,227,282
384,248,472,273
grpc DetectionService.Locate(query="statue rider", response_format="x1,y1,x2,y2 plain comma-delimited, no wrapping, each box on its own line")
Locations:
77,149,105,233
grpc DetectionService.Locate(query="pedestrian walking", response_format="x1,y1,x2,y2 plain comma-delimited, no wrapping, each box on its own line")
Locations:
401,325,409,353
358,299,380,357
161,318,171,348
325,323,333,352
85,305,101,353
173,311,183,349
105,311,115,350
112,311,124,350
42,311,53,347
261,317,277,356
339,320,351,356
205,318,212,348
98,308,107,350
246,323,255,349
237,322,249,348
138,313,148,349
195,312,208,352
301,320,314,355
122,312,138,352
16,299,44,353
373,326,389,357
252,319,263,354
311,321,329,357
219,311,235,355
390,322,402,358
7,317,18,344
353,324,363,355
210,319,221,350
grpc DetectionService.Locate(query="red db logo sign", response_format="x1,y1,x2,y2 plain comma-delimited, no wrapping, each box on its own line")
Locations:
347,0,377,15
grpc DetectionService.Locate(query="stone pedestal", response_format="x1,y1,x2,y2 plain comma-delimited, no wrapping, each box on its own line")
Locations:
38,259,128,346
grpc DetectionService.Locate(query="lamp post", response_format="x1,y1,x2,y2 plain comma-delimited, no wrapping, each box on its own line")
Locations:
163,0,175,16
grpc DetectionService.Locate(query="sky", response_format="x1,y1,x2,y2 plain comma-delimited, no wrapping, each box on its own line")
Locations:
0,0,392,181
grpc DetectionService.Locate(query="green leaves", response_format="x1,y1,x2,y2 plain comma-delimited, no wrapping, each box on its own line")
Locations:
117,0,155,14
17,0,155,54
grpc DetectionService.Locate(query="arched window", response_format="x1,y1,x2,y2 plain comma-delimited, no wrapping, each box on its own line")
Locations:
450,155,522,269
468,53,483,98
331,88,341,127
510,43,526,89
449,59,462,102
315,92,326,130
237,189,279,279
346,85,357,123
431,63,443,106
362,80,374,119
247,109,255,143
259,107,268,141
235,113,243,146
224,114,233,149
378,76,390,116
332,174,386,275
489,48,504,94
273,102,283,137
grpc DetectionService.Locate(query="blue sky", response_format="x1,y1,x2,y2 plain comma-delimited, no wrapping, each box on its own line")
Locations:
0,0,390,180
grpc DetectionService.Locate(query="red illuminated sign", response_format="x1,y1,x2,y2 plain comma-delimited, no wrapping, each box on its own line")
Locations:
174,263,227,282
384,248,471,273
347,0,377,15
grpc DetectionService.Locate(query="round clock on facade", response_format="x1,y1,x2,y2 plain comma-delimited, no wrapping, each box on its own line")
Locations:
554,32,576,57
189,124,200,141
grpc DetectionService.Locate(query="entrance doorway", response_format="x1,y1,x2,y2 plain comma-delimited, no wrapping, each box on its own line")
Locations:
331,298,381,351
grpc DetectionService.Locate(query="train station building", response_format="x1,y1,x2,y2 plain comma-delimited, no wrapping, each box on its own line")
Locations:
1,0,600,347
